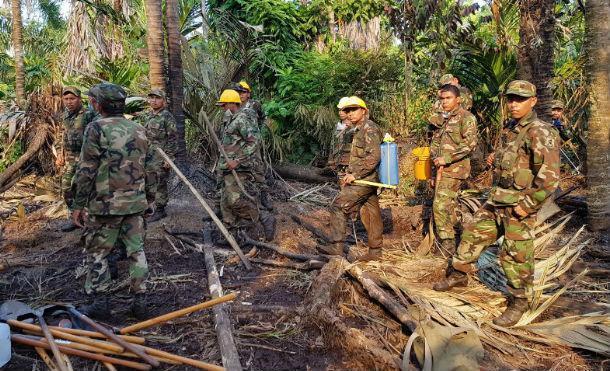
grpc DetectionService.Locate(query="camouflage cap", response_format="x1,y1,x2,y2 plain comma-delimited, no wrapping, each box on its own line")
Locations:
86,83,127,102
551,100,564,109
147,89,166,98
439,74,455,85
505,80,536,97
62,86,81,97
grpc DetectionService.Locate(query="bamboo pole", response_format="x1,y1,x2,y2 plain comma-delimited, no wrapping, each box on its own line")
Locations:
120,292,237,334
155,147,252,270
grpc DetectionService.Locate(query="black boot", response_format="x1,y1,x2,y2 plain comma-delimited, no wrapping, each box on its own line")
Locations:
147,207,167,222
260,212,276,242
79,295,110,319
131,293,148,320
108,253,119,280
493,296,528,327
59,220,79,232
433,267,468,291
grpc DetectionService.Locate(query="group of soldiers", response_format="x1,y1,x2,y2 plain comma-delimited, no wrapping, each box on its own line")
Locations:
57,80,273,319
325,75,561,327
58,73,562,327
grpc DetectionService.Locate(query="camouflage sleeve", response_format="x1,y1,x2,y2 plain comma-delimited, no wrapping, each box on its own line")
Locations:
144,138,158,203
444,115,478,164
234,115,260,163
72,123,101,210
165,113,178,158
348,126,381,179
518,127,561,214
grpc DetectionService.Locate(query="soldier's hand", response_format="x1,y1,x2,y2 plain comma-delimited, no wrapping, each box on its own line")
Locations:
55,154,65,167
72,209,86,228
429,178,435,188
433,157,446,167
341,174,356,186
227,160,239,170
486,153,495,167
512,205,528,219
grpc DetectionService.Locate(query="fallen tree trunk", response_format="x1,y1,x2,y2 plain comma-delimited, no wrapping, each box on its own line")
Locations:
0,124,48,191
273,164,335,184
249,258,325,270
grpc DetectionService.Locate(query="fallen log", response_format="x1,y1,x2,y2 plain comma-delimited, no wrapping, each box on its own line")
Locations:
249,258,325,270
202,226,242,371
346,263,417,332
273,164,335,184
0,124,48,192
242,236,326,262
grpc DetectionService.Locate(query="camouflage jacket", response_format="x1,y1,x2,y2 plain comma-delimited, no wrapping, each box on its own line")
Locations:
432,85,473,114
328,124,356,170
218,107,262,172
244,99,266,127
62,105,97,156
72,115,158,215
490,111,560,213
429,107,478,180
140,108,177,164
346,119,382,181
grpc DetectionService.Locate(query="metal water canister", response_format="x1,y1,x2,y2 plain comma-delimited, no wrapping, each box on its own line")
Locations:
379,133,399,186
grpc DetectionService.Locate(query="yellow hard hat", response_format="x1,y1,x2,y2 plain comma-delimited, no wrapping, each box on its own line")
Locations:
337,97,350,109
342,96,367,110
217,89,241,105
238,81,251,92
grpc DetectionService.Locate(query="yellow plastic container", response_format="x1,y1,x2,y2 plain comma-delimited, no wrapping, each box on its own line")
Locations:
412,146,432,180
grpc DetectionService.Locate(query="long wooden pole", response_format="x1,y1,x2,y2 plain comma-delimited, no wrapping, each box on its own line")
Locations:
120,292,237,334
156,148,252,270
202,226,243,371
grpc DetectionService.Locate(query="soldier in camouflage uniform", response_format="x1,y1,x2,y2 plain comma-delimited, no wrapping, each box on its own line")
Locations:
327,97,355,171
433,81,560,327
216,89,276,241
72,83,157,320
57,87,98,232
431,74,473,117
550,100,571,141
139,89,177,222
324,96,383,261
429,84,478,253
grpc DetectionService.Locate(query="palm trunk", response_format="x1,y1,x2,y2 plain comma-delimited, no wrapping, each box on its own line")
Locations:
516,0,555,122
11,0,25,108
166,0,186,160
585,0,610,231
144,0,165,89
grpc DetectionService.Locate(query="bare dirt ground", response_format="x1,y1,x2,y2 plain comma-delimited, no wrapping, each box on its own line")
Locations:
1,171,608,370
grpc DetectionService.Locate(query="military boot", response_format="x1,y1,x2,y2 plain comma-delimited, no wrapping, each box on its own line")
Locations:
433,268,468,291
131,293,149,320
147,207,167,222
79,295,110,319
260,213,276,242
439,238,457,255
108,253,119,280
317,242,344,256
349,248,382,263
59,220,79,232
493,297,528,327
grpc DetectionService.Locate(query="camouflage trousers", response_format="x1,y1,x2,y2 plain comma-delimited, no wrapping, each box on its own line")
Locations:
156,167,171,209
84,213,149,295
433,176,463,240
452,202,535,298
220,172,262,230
60,153,79,210
328,183,383,249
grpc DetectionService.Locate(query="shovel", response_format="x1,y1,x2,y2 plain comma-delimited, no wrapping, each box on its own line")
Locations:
416,166,443,256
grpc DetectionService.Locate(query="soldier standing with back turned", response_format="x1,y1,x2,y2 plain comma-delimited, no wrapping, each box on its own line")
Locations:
433,81,560,327
72,83,157,320
140,89,177,222
429,84,478,254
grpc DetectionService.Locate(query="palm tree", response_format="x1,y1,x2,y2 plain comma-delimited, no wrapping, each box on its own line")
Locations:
516,0,555,122
11,0,25,108
585,0,610,231
144,0,165,89
166,0,186,159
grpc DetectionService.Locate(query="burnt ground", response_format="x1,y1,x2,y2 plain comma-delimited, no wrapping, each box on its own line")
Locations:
1,171,608,370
